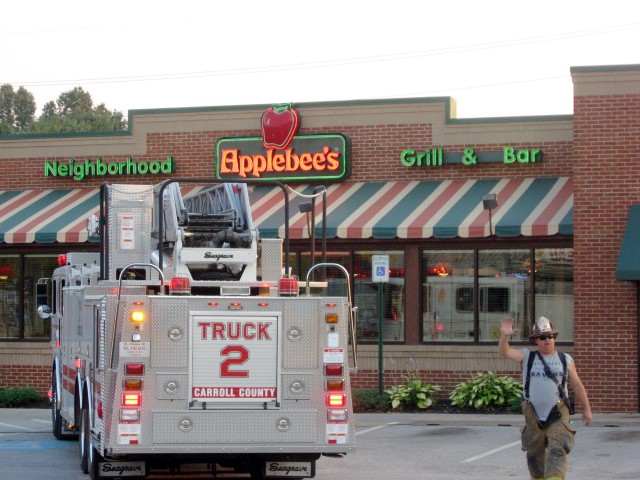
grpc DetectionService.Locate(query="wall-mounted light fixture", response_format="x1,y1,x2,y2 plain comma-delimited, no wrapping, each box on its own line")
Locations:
482,193,498,236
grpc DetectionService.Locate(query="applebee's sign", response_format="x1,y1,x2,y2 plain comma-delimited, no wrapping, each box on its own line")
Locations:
215,104,349,181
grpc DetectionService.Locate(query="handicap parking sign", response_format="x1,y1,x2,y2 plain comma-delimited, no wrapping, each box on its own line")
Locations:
372,255,389,283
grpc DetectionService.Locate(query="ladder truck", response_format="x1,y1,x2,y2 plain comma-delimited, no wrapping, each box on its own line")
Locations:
38,179,357,479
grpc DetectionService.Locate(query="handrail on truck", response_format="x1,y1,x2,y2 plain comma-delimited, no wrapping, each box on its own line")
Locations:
109,263,166,369
306,262,358,371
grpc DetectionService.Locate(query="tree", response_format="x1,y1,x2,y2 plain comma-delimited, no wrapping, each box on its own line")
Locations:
1,84,16,132
14,87,37,131
0,84,127,134
0,85,37,133
28,86,127,133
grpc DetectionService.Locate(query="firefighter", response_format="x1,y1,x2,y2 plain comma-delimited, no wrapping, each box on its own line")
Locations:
499,316,592,480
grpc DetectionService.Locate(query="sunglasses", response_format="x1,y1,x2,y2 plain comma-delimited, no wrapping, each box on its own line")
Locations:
537,334,557,341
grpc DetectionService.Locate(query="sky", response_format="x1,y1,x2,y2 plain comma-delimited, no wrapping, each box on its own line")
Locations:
2,0,639,120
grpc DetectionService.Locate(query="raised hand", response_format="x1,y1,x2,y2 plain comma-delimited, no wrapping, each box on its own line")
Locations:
500,316,516,336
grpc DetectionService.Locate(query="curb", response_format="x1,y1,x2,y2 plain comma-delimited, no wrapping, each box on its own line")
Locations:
356,412,640,428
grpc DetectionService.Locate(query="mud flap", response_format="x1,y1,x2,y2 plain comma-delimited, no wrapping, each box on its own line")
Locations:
262,459,315,478
94,460,146,478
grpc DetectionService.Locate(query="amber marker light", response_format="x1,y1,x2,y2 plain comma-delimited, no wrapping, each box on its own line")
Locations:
325,379,344,391
325,313,339,324
123,378,143,390
130,310,145,323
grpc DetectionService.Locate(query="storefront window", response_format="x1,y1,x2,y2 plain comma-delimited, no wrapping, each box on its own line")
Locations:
534,248,574,342
0,255,20,339
422,250,474,341
422,248,573,343
478,249,531,342
0,254,58,340
353,251,404,342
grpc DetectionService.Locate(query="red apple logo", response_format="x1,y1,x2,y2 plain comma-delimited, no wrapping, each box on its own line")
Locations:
261,103,299,149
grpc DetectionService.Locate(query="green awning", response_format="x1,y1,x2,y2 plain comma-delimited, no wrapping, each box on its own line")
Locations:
616,205,640,280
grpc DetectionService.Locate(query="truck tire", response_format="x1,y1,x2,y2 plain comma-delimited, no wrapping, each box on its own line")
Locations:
88,445,103,480
80,406,90,473
51,373,63,440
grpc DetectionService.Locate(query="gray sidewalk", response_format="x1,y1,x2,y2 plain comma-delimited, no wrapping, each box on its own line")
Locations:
356,411,640,428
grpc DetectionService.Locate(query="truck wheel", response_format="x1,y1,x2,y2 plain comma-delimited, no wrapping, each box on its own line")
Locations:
80,406,90,473
51,373,63,440
88,445,103,480
249,465,266,479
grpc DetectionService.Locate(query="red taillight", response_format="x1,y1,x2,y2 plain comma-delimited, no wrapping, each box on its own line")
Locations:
122,393,142,407
57,254,67,266
327,394,346,407
125,363,145,375
47,388,53,401
170,276,191,295
324,364,343,376
98,401,103,419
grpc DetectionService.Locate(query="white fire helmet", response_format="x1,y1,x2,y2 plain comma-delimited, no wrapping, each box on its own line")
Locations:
529,316,558,343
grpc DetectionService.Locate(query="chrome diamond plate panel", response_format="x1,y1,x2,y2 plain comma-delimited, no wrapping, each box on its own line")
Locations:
282,299,320,370
106,184,155,281
156,374,189,400
150,298,188,368
260,238,282,282
153,410,317,444
282,374,313,400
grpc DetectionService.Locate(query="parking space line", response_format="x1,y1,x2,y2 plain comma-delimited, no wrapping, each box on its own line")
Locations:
462,440,520,463
356,421,400,436
0,422,31,431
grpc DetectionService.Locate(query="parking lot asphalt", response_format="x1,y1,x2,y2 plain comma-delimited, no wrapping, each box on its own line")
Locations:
356,411,640,428
2,408,639,432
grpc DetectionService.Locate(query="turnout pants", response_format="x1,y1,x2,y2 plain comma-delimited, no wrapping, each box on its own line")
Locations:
521,401,576,480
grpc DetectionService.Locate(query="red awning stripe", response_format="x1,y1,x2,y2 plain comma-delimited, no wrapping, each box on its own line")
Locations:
523,177,573,236
6,189,98,244
0,177,573,243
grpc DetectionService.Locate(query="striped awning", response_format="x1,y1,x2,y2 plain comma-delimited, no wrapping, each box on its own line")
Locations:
249,177,573,239
0,188,100,243
0,177,572,244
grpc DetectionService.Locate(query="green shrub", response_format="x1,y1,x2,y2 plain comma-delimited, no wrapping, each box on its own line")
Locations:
0,387,43,408
449,371,522,411
352,389,390,412
508,394,523,413
386,378,441,410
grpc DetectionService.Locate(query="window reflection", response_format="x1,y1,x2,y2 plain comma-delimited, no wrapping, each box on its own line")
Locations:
422,251,474,341
422,248,573,343
353,251,405,342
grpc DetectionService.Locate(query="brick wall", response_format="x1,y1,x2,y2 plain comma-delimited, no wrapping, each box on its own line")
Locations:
0,342,52,396
573,93,640,412
0,365,50,395
1,123,573,190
